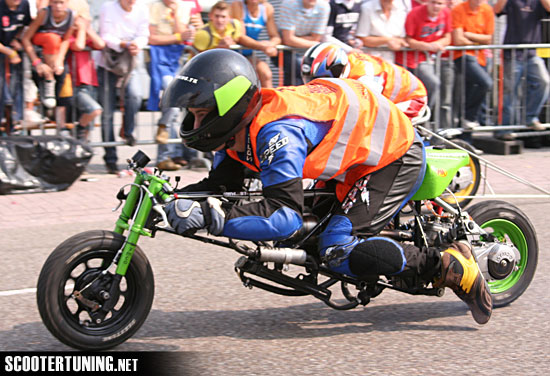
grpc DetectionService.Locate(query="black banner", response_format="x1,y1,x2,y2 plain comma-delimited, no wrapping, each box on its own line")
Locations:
1,352,203,376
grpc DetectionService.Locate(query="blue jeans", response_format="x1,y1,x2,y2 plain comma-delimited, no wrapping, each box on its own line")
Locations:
502,56,550,125
439,59,455,129
454,55,492,122
157,106,184,163
410,61,440,110
75,84,101,116
97,66,142,165
0,54,24,126
156,75,196,163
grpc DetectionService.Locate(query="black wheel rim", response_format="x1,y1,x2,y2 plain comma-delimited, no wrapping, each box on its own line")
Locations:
57,249,139,336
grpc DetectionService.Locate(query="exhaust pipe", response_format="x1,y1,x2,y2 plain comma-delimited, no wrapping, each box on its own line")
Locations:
258,247,308,265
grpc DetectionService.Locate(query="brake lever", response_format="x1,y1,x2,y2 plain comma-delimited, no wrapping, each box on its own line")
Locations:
112,200,123,212
153,203,169,229
112,188,128,212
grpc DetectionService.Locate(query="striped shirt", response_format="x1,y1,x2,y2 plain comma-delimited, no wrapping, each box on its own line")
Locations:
277,0,330,37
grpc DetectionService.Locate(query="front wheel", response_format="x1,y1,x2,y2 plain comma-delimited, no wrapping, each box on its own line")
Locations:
37,230,154,350
467,201,538,308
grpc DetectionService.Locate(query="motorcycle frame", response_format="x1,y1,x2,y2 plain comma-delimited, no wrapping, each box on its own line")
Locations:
114,171,460,310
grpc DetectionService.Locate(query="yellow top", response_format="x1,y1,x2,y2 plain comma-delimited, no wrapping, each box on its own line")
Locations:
192,19,242,52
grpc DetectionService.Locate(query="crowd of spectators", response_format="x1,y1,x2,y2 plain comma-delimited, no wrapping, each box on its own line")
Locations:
1,0,549,174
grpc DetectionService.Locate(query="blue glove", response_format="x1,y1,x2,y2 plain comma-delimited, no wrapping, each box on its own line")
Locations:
166,197,225,235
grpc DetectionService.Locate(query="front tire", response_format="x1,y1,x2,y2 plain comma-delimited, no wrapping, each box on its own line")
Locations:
37,230,154,350
467,201,538,308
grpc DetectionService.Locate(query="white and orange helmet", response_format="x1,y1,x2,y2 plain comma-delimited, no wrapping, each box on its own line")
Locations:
301,43,350,83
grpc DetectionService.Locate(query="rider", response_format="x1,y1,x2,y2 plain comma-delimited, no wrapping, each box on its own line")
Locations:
162,49,492,324
300,42,428,123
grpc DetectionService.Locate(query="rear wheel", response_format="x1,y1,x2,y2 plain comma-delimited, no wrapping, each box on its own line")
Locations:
37,230,154,350
467,201,538,308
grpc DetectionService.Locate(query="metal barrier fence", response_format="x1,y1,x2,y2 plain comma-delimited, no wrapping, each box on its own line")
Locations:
2,43,549,200
4,43,550,146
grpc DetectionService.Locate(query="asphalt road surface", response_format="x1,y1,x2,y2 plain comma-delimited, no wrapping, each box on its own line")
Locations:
1,145,549,375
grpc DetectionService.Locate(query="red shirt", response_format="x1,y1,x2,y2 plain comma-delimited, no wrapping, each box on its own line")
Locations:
68,39,99,87
397,4,451,68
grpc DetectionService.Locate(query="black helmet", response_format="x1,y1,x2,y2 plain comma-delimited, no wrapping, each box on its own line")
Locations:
162,49,262,152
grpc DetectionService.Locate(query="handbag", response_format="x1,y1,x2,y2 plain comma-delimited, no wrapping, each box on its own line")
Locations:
103,47,136,77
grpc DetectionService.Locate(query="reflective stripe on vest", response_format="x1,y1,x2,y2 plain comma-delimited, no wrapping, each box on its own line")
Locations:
349,53,426,105
389,68,401,102
317,78,359,181
317,78,390,182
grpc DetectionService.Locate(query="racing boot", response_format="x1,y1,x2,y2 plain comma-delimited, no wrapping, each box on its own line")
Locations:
433,240,493,324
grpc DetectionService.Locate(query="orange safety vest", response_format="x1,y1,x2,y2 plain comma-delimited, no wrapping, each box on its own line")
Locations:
227,78,415,201
347,52,427,109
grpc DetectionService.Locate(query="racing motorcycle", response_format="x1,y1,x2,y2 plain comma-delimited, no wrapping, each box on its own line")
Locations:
36,149,538,350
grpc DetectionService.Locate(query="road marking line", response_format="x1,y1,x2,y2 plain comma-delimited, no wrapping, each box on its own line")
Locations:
0,287,37,296
0,284,74,297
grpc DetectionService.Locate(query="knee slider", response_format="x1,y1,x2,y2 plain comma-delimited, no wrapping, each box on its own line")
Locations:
349,237,406,277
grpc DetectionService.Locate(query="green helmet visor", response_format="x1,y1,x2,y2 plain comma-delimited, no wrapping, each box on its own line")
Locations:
214,76,252,116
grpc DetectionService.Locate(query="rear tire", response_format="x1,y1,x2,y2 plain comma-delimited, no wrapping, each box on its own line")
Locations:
467,201,538,308
440,139,481,209
37,230,154,350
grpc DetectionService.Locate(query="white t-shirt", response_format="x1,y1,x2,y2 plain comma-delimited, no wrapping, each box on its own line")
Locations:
96,0,150,68
355,0,410,63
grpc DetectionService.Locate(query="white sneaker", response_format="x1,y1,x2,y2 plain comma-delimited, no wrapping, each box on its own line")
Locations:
24,109,46,124
462,120,480,130
42,80,56,108
527,120,545,131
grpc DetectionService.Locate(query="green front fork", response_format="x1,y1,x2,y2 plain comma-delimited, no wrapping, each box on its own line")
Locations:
113,173,171,276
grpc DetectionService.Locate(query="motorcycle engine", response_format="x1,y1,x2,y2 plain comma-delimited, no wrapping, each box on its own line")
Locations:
421,218,456,247
472,243,521,281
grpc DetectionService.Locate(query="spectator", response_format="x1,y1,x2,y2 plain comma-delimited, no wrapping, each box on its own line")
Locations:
36,0,92,17
36,0,93,17
451,0,494,129
0,0,32,132
399,0,451,110
148,0,196,171
230,0,281,88
493,0,549,139
192,1,242,53
67,5,104,142
355,0,410,64
22,0,76,110
96,0,148,174
275,0,330,86
324,0,363,49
